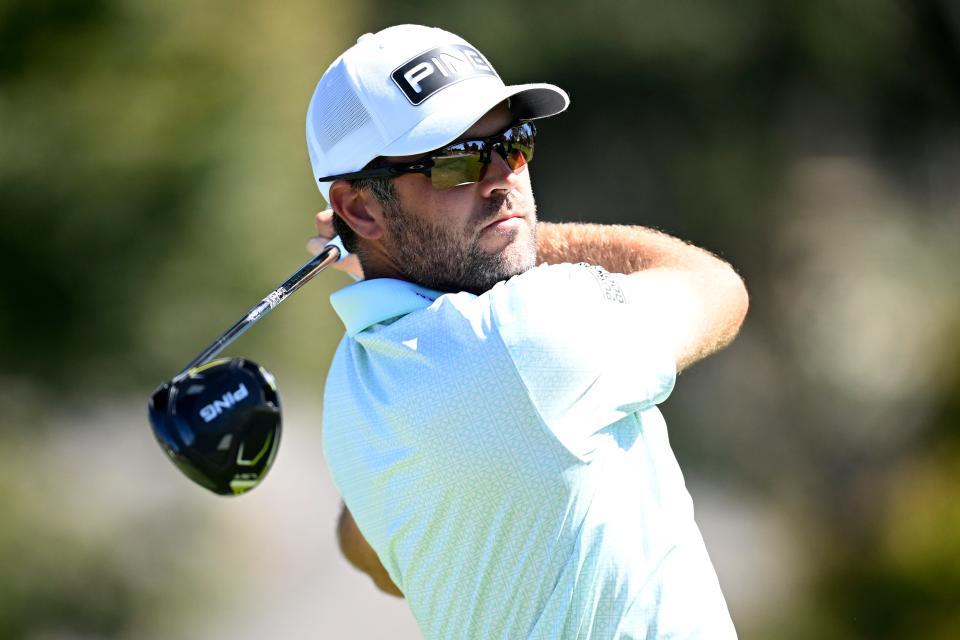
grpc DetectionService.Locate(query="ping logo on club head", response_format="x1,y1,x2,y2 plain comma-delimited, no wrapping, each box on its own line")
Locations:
199,383,249,423
391,45,498,105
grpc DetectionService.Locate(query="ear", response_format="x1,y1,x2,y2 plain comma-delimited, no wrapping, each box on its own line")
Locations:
328,180,386,241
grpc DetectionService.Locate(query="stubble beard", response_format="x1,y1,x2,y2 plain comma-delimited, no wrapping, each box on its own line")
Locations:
385,192,538,295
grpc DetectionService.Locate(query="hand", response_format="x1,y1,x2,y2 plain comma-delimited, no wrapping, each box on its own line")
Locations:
337,504,404,598
307,209,364,280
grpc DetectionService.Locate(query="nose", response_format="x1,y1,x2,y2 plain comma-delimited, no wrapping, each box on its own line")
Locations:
478,145,524,197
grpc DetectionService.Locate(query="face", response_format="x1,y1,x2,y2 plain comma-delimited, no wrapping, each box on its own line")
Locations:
374,103,539,295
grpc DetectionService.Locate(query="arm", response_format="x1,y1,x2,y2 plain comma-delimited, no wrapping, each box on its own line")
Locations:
336,502,404,598
535,222,748,372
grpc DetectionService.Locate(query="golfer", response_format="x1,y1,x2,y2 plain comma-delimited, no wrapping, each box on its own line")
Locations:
306,24,747,638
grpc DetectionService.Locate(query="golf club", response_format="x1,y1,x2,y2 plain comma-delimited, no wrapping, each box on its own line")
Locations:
148,236,348,496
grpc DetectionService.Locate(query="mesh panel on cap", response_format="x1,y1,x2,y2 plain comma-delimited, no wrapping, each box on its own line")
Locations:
316,72,372,153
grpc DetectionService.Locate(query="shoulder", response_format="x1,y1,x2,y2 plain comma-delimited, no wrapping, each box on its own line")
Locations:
490,261,622,305
501,261,615,293
485,263,677,426
482,263,634,367
486,262,628,329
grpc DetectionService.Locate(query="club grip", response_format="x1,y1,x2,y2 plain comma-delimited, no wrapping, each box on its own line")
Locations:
325,235,349,262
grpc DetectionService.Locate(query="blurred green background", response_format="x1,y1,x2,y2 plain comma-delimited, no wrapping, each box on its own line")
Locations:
2,0,960,638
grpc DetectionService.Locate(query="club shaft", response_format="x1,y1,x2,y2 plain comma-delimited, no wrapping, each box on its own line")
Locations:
175,244,342,379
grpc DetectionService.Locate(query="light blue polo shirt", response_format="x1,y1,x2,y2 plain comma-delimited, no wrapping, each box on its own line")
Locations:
322,262,737,639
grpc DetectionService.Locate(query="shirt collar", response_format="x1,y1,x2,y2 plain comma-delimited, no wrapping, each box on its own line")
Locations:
330,278,443,337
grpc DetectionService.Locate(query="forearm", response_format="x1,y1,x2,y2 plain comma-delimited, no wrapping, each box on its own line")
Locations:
535,221,718,275
337,503,404,598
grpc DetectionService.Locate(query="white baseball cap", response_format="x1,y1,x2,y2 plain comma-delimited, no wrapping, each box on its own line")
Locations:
306,24,569,204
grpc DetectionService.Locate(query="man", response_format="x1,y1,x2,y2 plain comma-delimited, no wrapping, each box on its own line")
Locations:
306,24,747,638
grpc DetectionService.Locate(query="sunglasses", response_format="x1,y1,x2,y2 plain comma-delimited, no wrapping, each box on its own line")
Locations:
317,121,536,190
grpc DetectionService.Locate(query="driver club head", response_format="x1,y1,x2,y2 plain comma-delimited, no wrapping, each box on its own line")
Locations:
148,357,281,496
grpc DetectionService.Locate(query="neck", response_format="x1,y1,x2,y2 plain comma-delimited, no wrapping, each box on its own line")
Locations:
356,241,408,283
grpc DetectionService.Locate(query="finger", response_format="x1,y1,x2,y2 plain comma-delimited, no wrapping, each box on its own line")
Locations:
338,254,364,280
314,209,335,235
305,237,364,280
306,235,332,256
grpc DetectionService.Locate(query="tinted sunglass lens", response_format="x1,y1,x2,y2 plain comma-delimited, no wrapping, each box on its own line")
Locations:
430,152,485,189
507,124,536,166
426,123,537,189
506,148,530,170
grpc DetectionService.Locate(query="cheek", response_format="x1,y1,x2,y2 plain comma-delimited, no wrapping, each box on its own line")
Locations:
392,178,472,232
508,173,536,214
393,174,432,202
516,164,535,192
395,176,464,213
422,185,479,223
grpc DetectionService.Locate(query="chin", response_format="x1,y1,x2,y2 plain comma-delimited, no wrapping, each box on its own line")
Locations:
496,228,537,276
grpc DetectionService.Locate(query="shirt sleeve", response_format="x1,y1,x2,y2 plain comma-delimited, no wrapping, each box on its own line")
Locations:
489,262,676,453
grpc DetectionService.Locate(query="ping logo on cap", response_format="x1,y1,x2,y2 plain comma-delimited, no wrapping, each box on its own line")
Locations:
392,45,498,105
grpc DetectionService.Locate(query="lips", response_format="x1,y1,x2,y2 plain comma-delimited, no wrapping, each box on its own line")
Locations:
484,212,524,229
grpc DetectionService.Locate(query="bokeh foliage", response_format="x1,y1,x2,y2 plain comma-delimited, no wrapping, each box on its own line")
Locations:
2,0,959,637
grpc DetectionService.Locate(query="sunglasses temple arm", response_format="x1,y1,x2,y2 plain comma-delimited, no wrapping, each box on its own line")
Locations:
173,237,349,381
318,166,412,182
